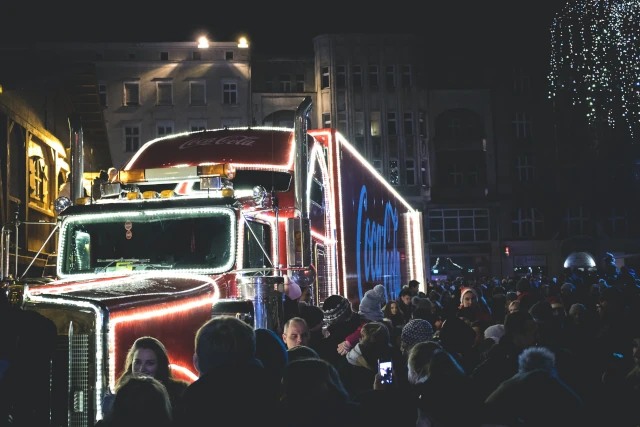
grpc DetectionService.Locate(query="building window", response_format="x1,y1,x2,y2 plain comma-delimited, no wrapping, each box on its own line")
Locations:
516,156,535,183
352,65,362,87
404,112,414,135
389,137,398,158
386,65,395,88
419,111,426,136
28,143,48,203
225,51,234,60
354,111,365,154
221,118,241,128
467,164,479,185
606,207,628,235
156,120,174,137
337,91,346,112
336,65,346,88
322,113,331,128
369,65,379,88
337,113,347,134
373,160,382,175
192,51,201,60
512,208,544,238
99,82,107,107
429,209,490,243
389,160,399,186
156,82,173,106
296,74,304,92
405,159,416,186
265,76,274,93
189,81,206,106
189,119,207,131
370,111,380,137
401,65,411,88
449,164,464,186
512,112,531,138
387,112,397,135
564,206,589,235
354,112,365,136
372,137,382,161
223,83,237,104
513,68,531,93
124,125,140,152
123,82,140,106
279,75,291,93
321,66,330,89
448,117,461,139
160,51,169,61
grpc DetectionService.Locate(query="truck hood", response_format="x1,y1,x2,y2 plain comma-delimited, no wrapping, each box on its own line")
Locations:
26,272,224,310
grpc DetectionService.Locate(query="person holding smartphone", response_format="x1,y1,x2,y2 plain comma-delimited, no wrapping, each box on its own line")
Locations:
340,322,396,398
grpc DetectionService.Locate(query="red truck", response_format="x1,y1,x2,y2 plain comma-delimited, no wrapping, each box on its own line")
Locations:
7,97,425,426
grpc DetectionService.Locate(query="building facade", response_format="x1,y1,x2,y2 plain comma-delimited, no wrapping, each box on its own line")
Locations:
494,53,640,279
0,72,72,274
38,41,252,169
251,55,316,128
310,34,430,210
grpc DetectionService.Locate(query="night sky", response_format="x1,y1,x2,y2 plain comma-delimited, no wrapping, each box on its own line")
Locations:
2,1,561,57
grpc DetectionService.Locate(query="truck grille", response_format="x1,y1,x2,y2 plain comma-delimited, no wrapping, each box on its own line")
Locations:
50,328,93,427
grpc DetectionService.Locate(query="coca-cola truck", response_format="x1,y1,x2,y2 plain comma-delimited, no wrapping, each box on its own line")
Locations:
5,97,425,426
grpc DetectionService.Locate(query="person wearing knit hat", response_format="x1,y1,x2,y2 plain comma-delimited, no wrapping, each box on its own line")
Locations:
459,287,479,309
337,285,388,356
400,319,434,355
457,287,493,323
484,324,506,345
322,295,353,326
549,297,565,317
358,284,387,322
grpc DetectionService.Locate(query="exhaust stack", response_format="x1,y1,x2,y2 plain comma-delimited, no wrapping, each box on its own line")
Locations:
294,96,313,219
68,114,84,201
290,97,315,288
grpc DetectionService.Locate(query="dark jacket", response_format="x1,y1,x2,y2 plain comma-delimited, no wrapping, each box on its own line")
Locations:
484,369,584,427
173,360,279,427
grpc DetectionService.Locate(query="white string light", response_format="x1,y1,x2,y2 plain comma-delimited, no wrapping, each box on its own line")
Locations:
548,0,640,138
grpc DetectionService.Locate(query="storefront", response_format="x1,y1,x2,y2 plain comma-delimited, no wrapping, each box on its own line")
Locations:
429,243,492,280
513,254,548,277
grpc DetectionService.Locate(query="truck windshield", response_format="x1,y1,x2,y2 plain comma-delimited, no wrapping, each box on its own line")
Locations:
59,206,236,276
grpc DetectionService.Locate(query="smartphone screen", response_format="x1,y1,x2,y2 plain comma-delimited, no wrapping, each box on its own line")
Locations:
378,359,393,384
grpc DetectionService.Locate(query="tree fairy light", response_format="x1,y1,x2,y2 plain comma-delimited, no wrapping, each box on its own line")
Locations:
548,0,640,138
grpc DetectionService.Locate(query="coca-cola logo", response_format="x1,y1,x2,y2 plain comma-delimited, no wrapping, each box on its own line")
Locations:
179,135,260,149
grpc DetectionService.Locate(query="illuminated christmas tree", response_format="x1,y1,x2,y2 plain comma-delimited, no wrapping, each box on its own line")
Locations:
548,0,640,138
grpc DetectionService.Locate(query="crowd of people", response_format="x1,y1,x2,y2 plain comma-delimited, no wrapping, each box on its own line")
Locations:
93,253,640,427
3,252,640,427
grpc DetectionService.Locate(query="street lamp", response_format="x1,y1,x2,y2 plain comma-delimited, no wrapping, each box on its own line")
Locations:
198,37,209,48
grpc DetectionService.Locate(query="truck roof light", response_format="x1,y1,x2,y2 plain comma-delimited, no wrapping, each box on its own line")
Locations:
120,169,146,183
160,190,176,198
198,163,236,179
126,191,141,200
221,188,235,198
75,197,91,205
142,191,159,199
